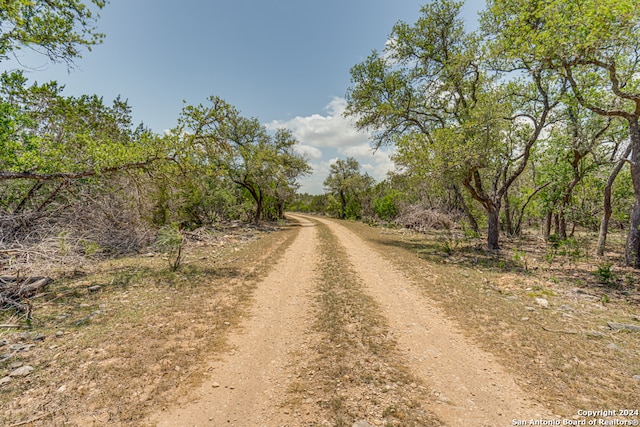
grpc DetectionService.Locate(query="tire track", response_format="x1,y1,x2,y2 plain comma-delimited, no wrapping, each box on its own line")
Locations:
303,214,551,427
150,216,320,427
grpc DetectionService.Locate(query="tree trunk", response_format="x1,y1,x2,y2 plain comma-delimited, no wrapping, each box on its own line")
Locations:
597,144,632,256
278,200,285,220
453,185,479,235
558,209,567,240
253,194,263,225
503,192,514,236
544,210,552,240
626,119,640,267
487,203,501,251
339,190,347,219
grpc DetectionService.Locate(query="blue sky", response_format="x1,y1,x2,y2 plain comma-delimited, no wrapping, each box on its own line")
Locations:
2,0,484,194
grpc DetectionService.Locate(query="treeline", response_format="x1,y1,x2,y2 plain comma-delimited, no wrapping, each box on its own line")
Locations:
307,0,640,268
0,76,310,258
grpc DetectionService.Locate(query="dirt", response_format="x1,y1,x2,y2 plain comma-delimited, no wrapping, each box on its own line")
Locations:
147,214,552,426
5,215,634,426
150,215,321,426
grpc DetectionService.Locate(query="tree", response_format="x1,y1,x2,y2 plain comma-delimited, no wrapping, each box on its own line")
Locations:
0,72,153,194
0,0,106,66
482,0,640,265
323,157,373,219
346,0,557,250
173,96,310,225
268,128,313,219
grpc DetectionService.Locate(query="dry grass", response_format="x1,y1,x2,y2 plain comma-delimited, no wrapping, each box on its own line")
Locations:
0,223,298,426
341,221,640,416
284,220,441,427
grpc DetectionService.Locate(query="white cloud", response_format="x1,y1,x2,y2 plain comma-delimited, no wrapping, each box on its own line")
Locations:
267,97,396,194
295,144,323,160
266,97,369,149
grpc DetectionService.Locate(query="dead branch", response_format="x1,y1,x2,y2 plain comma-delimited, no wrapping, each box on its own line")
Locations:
0,276,52,318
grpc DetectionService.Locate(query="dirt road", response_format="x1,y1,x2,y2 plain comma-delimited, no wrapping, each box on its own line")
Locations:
150,214,549,426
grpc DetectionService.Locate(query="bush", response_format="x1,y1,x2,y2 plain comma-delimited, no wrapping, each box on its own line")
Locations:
374,190,402,221
395,205,457,232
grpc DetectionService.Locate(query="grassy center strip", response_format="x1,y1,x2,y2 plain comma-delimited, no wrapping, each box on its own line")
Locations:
291,221,441,427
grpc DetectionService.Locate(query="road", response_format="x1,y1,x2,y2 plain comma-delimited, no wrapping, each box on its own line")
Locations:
149,214,548,426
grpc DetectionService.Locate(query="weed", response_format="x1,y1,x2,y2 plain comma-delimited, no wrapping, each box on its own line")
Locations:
80,239,102,257
156,224,185,271
544,248,555,264
624,273,636,287
512,248,528,270
593,262,616,287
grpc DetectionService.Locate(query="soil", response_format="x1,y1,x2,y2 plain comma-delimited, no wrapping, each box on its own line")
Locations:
150,215,321,426
148,214,550,426
3,214,637,426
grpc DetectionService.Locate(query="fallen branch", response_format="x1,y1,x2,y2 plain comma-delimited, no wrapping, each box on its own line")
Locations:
9,412,53,427
541,325,580,335
0,276,53,318
608,322,640,332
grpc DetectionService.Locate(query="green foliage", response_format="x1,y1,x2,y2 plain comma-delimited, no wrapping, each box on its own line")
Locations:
173,97,311,224
373,189,402,221
483,0,640,266
346,0,557,251
512,248,528,270
156,224,184,272
593,262,617,287
323,157,374,219
0,0,106,65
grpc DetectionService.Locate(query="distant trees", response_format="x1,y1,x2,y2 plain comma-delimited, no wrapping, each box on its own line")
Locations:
343,0,639,267
169,96,311,226
323,157,373,219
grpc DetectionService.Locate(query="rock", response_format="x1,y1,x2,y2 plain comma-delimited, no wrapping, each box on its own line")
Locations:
8,361,23,369
353,421,376,427
525,306,536,312
211,382,220,388
586,331,605,338
606,343,620,350
13,332,29,341
55,331,64,338
633,375,640,382
31,333,46,341
0,339,7,347
558,305,573,312
0,376,11,386
9,366,34,377
8,344,35,352
608,322,640,332
87,285,101,292
535,298,549,308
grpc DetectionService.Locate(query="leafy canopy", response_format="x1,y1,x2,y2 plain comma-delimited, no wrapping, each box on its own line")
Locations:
0,0,106,65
